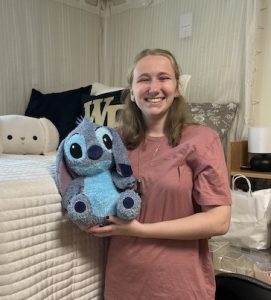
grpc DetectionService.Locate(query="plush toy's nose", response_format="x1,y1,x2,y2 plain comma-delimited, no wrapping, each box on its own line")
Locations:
87,145,103,160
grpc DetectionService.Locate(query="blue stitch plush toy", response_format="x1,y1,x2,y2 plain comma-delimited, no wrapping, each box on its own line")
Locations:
55,118,141,227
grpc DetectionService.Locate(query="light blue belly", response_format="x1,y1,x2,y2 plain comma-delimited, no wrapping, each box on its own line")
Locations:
84,172,119,217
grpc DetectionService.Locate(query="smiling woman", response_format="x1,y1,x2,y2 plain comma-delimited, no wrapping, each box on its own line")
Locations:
84,48,232,300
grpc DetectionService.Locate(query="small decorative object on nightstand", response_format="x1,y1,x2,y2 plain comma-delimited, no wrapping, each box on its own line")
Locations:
248,127,271,172
227,140,271,187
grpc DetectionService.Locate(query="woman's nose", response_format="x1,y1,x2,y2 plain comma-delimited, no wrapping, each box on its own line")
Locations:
148,79,160,94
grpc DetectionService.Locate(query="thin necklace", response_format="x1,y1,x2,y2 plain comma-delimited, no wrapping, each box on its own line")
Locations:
152,142,162,159
135,140,162,196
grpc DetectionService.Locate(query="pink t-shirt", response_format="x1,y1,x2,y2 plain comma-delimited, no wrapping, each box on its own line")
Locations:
104,125,231,300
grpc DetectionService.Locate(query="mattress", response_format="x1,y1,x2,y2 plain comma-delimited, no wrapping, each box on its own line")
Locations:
0,154,106,300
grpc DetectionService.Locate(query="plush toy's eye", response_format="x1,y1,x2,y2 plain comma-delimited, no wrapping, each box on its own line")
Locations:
64,134,86,162
102,134,112,150
33,136,38,141
7,135,13,140
95,127,113,152
70,143,83,159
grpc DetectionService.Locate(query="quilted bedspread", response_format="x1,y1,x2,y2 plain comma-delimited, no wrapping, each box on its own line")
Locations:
0,154,106,300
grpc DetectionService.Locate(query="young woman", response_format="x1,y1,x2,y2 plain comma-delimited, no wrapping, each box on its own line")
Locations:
87,48,231,300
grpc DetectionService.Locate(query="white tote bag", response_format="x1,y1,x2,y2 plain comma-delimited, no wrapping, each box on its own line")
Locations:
221,175,271,250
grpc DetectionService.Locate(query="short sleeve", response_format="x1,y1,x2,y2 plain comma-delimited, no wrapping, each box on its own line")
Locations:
191,133,231,206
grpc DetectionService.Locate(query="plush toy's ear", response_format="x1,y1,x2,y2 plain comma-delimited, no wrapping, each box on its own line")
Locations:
40,118,59,153
55,140,73,196
110,128,133,178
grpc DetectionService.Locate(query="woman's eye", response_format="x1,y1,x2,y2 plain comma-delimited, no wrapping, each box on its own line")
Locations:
160,76,170,81
138,78,149,82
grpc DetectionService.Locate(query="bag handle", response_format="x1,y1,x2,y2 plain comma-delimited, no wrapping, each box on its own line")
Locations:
232,174,252,194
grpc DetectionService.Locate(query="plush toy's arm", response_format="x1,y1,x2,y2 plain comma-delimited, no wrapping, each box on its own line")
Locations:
111,166,136,190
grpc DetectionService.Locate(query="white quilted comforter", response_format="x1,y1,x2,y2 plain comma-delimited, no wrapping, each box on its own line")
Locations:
0,154,106,300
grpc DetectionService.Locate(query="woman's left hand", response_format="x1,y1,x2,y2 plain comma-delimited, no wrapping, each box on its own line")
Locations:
81,205,231,240
83,215,144,238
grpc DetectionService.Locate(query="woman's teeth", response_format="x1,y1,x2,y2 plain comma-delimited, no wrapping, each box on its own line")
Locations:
145,97,164,103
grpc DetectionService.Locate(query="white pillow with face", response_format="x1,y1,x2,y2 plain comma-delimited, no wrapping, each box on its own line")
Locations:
0,115,59,155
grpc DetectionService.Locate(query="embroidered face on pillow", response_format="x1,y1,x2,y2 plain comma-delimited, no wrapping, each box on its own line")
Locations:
0,115,59,154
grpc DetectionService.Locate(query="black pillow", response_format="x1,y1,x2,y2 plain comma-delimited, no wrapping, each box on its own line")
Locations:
82,89,125,128
25,85,91,142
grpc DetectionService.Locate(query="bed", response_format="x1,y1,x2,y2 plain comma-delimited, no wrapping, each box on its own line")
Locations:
0,83,238,299
0,154,107,300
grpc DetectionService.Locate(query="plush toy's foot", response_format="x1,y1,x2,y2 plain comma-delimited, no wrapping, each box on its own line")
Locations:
66,194,96,227
117,190,141,220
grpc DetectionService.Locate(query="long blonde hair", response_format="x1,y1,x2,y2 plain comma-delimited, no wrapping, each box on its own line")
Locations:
119,48,193,149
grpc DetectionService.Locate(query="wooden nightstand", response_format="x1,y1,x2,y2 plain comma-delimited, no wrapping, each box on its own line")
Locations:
227,140,271,186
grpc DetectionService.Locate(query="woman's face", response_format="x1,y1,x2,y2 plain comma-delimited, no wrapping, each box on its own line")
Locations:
131,55,178,123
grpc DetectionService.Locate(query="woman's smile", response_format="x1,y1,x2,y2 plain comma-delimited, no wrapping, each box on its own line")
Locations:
144,96,165,103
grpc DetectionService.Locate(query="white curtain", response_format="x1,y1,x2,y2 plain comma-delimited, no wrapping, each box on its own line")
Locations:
0,0,100,115
0,0,259,142
249,0,269,127
101,0,258,141
232,0,257,141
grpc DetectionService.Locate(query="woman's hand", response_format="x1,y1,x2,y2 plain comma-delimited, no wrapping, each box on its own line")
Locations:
79,204,231,240
81,216,144,238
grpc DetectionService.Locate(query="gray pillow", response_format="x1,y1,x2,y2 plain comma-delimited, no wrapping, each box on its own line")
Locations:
188,102,238,140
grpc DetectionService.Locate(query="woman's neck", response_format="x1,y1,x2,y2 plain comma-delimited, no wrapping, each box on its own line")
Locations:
145,119,165,137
